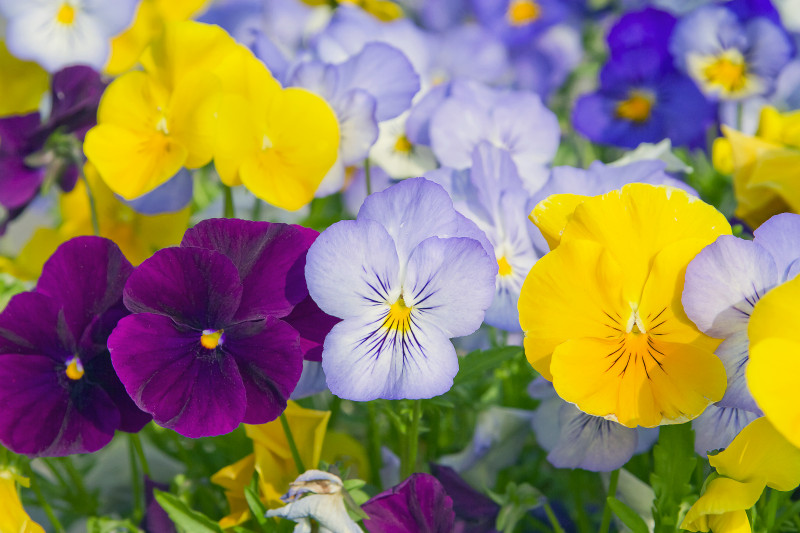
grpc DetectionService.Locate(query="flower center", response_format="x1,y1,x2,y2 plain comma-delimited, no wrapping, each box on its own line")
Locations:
384,296,412,332
703,52,748,93
156,116,169,135
262,134,273,151
201,329,224,349
394,135,413,155
497,256,513,277
615,90,654,123
507,0,541,26
65,356,84,380
56,3,76,25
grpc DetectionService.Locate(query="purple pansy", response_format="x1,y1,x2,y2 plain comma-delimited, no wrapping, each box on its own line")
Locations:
109,219,334,438
362,473,456,533
471,0,568,48
683,213,800,416
305,178,497,401
430,464,500,533
0,237,151,456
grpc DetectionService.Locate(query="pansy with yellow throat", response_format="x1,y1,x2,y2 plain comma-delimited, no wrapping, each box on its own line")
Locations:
519,183,731,428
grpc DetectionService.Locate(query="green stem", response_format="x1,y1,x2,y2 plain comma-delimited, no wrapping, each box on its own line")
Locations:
79,169,100,236
327,396,342,430
223,185,235,218
569,470,592,533
251,197,263,221
599,469,621,533
364,158,372,196
280,413,306,473
40,459,69,491
367,402,382,487
28,467,65,533
129,435,144,523
61,457,92,507
543,501,566,533
401,400,422,478
130,433,151,477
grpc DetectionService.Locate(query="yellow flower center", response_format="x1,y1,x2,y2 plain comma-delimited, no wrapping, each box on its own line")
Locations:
262,133,273,151
615,90,655,123
394,135,413,154
201,329,224,349
703,53,748,93
384,296,412,332
156,116,169,135
507,0,541,26
65,357,84,380
497,256,513,277
56,3,76,25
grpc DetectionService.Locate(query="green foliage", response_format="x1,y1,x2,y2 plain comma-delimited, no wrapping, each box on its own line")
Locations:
153,489,224,533
651,423,697,533
86,517,143,533
607,496,649,533
490,482,544,533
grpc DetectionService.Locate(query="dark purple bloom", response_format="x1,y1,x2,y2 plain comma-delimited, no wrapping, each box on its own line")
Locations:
606,8,676,65
0,237,151,456
362,473,456,533
0,114,45,212
430,464,500,533
109,219,334,438
142,477,177,533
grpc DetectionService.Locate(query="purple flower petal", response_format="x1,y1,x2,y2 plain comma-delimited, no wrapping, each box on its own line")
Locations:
223,316,302,425
143,477,177,533
363,473,455,533
123,247,243,330
753,213,800,282
429,464,499,533
36,236,133,342
48,66,106,139
714,331,762,414
181,219,313,320
692,405,761,455
109,313,246,438
282,294,341,362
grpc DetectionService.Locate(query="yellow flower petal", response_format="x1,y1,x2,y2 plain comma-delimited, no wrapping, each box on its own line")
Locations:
210,454,255,528
529,193,586,250
0,42,49,116
321,431,371,482
749,274,800,346
0,471,45,533
168,70,222,169
680,477,762,533
747,339,800,450
0,229,66,281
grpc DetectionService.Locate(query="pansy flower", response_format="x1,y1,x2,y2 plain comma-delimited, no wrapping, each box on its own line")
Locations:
0,237,151,456
306,178,497,401
471,0,568,48
0,470,44,533
519,184,730,428
362,473,456,533
0,0,138,72
108,218,333,438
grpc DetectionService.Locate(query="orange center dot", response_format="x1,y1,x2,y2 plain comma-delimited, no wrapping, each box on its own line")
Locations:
507,0,541,26
615,90,655,123
65,357,84,380
201,329,224,349
498,256,513,276
394,135,413,154
56,3,76,25
703,56,748,93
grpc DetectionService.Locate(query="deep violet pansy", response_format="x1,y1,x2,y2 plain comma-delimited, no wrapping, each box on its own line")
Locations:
0,236,151,456
108,218,335,438
362,473,456,533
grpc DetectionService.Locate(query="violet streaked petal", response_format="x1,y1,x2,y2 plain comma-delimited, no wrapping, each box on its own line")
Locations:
181,219,312,320
682,236,777,338
123,247,242,330
224,316,302,424
404,236,496,338
109,314,246,438
429,464,499,529
282,294,341,362
692,405,761,455
0,291,72,358
715,331,762,414
306,219,401,320
753,213,800,282
363,473,455,533
36,236,133,340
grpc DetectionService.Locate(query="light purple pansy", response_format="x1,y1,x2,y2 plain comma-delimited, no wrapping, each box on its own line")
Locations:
305,178,497,401
362,473,456,533
0,237,151,456
683,213,800,415
109,219,336,438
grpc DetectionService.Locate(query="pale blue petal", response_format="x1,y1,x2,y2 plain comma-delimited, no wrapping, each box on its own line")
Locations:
715,331,763,414
404,236,496,338
337,89,379,165
290,361,329,400
342,165,393,217
84,0,138,35
123,169,193,214
692,406,761,455
305,220,400,320
683,236,777,338
753,213,800,282
669,7,744,71
430,96,493,169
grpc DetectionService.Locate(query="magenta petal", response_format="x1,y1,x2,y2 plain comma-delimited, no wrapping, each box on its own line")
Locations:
224,316,303,424
181,219,316,320
282,295,340,362
363,473,455,533
109,313,246,438
123,247,243,329
37,236,133,339
0,291,72,358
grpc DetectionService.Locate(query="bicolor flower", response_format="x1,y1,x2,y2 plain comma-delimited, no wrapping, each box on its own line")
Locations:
0,237,151,456
681,417,800,533
108,218,334,437
0,0,138,72
362,473,456,533
747,271,800,448
369,112,438,180
670,5,793,100
306,178,497,401
683,213,800,419
519,184,731,428
266,470,362,533
713,106,800,229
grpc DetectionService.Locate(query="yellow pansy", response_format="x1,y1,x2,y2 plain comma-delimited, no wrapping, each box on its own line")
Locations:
0,41,48,117
681,417,800,533
519,184,730,428
106,0,210,75
713,106,800,229
747,275,800,448
85,21,237,200
213,48,340,211
0,470,45,533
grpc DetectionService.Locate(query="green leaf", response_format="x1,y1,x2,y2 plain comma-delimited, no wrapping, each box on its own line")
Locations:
454,347,523,386
86,517,143,533
650,423,697,533
342,479,366,491
153,489,224,533
607,497,649,533
244,485,270,531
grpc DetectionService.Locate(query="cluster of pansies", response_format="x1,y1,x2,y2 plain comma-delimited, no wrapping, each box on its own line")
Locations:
2,1,800,533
